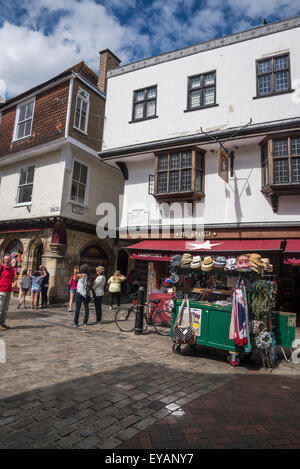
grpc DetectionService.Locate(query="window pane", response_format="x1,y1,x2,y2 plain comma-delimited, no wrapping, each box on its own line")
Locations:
75,97,81,112
134,103,144,120
291,138,300,155
182,152,192,167
274,71,289,92
80,164,88,184
258,75,272,95
169,170,179,192
203,87,215,105
292,158,300,183
73,161,81,182
274,56,288,71
18,104,26,122
189,76,201,89
80,115,86,132
157,172,167,193
263,163,269,186
195,170,202,191
195,153,203,169
19,168,27,186
158,155,168,170
18,185,33,204
189,90,201,108
181,169,192,191
170,153,180,169
134,90,144,102
203,73,215,86
147,88,156,99
71,181,78,201
77,183,85,204
24,119,31,136
146,100,155,117
27,166,35,184
17,122,25,139
74,110,80,128
273,159,289,184
257,60,272,74
25,102,34,119
273,139,288,157
262,144,268,164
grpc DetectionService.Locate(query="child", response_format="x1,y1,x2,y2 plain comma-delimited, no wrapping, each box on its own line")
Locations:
17,269,32,309
31,270,46,310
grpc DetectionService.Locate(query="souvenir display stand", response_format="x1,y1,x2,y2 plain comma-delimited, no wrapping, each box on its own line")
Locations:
168,253,296,367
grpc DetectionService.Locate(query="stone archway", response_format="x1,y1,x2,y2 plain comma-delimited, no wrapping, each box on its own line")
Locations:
26,237,44,272
80,244,108,281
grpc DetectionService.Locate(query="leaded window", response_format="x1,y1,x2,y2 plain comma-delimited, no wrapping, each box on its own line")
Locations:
256,55,291,97
187,71,216,109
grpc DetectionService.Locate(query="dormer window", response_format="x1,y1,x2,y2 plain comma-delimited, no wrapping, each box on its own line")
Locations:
261,135,300,212
74,88,90,134
13,99,35,141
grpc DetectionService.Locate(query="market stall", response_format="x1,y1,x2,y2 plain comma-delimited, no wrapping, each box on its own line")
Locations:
167,252,296,367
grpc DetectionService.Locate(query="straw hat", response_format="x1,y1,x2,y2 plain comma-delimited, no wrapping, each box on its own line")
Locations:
181,253,192,265
191,256,202,269
248,253,265,267
201,256,214,272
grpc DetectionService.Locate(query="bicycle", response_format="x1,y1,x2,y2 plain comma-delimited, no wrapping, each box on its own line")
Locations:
115,295,172,336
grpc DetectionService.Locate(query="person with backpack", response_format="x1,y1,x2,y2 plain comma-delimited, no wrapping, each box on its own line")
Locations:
0,254,15,330
73,264,90,327
93,266,106,324
17,269,32,309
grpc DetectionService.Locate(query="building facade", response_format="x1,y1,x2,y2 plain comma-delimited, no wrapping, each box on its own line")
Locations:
100,17,300,322
0,58,125,302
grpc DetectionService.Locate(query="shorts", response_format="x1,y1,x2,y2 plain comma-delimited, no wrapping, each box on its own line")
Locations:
70,288,77,294
32,289,40,294
21,288,29,294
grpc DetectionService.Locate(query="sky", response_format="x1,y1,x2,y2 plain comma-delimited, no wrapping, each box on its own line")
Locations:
1,0,300,98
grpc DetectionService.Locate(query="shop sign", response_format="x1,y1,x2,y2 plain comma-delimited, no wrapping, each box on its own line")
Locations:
175,231,216,239
218,147,229,183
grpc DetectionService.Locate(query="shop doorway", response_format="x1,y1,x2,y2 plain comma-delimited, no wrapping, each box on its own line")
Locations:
117,249,129,294
80,245,108,282
5,239,24,292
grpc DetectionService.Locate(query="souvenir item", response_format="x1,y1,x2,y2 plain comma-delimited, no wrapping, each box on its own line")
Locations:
171,298,196,345
225,257,237,271
181,253,192,267
191,256,202,269
214,256,226,268
236,255,251,271
171,255,182,267
201,256,214,272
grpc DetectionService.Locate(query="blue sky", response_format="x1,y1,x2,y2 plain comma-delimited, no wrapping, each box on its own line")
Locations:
1,0,300,97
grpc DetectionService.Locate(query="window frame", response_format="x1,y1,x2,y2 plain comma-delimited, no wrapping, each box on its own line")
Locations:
130,85,158,123
73,87,90,135
255,53,292,98
15,164,35,207
13,98,36,142
153,147,205,201
68,159,90,207
186,71,217,111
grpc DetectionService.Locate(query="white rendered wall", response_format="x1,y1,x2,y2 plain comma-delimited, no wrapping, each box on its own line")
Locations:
103,27,300,150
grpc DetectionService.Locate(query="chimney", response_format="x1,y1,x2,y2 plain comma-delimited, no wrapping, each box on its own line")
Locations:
98,49,121,95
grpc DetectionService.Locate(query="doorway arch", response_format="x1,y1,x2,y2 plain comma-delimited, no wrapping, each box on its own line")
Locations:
80,245,108,281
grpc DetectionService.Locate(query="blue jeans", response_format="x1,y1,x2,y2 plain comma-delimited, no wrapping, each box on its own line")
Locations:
74,293,89,326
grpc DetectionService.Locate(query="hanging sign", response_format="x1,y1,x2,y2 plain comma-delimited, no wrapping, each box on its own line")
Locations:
218,147,229,183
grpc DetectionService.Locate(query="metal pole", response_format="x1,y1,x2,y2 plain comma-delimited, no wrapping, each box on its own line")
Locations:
135,286,145,335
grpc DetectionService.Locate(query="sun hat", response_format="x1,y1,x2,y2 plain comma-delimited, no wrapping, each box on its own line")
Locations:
181,253,192,267
201,256,214,272
171,254,182,267
214,256,226,268
248,253,265,267
191,256,202,269
225,257,237,271
236,255,251,271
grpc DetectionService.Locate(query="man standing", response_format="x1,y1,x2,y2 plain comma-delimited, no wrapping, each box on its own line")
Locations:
0,254,15,331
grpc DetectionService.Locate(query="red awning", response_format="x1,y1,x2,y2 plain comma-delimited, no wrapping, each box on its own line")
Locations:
284,257,300,266
285,239,300,253
128,239,282,261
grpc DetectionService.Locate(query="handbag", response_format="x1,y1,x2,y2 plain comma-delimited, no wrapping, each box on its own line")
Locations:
171,298,196,345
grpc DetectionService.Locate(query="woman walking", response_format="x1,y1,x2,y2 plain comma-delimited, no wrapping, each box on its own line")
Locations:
17,269,32,309
93,266,106,324
68,266,79,312
31,270,46,310
73,265,90,327
40,266,50,309
107,270,126,310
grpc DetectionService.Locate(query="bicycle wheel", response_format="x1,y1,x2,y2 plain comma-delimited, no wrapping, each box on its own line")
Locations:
115,307,136,332
152,309,172,336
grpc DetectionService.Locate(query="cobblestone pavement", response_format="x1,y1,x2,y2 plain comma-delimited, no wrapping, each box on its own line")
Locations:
0,298,299,449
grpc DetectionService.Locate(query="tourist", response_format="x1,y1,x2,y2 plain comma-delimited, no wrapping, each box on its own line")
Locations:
17,269,32,309
0,254,15,330
93,266,106,324
40,266,50,309
68,266,79,312
73,264,90,327
107,270,126,310
31,270,46,310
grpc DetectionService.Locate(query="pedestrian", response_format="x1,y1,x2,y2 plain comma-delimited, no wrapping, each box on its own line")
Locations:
68,266,79,312
107,270,126,310
0,254,15,330
40,266,50,309
31,270,46,310
17,269,32,309
73,264,90,327
93,266,106,324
